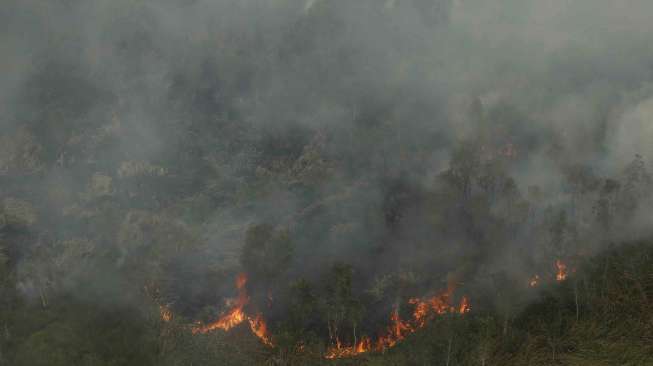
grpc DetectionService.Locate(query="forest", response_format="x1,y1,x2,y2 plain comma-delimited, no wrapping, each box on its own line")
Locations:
2,0,653,365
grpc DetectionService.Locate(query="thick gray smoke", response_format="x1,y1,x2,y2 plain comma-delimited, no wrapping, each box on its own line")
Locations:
2,0,653,332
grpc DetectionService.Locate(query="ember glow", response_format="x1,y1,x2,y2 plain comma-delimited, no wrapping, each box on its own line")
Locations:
556,260,568,281
160,305,172,322
324,336,373,359
325,289,471,359
192,273,272,346
529,274,540,287
458,296,471,314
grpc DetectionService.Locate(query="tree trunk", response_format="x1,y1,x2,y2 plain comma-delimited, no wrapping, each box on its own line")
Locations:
630,260,649,304
574,280,580,322
601,257,610,300
446,336,453,366
39,286,48,308
503,308,510,336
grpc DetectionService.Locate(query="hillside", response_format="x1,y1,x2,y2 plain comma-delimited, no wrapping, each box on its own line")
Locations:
2,1,653,365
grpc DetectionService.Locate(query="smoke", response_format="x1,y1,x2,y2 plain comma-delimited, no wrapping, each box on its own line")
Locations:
2,0,653,342
607,93,653,168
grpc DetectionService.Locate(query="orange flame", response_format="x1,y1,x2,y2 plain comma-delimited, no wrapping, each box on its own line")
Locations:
248,313,273,346
408,290,452,327
458,296,471,314
192,273,272,346
194,273,471,359
556,260,568,281
326,289,471,359
529,274,540,287
374,308,413,351
325,336,373,359
192,273,248,334
160,305,172,322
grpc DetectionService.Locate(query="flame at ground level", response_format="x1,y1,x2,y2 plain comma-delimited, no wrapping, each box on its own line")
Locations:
191,273,470,360
325,293,471,359
160,305,172,322
529,274,540,287
556,260,568,281
191,273,272,346
192,306,247,334
325,336,373,359
459,296,471,314
248,313,273,346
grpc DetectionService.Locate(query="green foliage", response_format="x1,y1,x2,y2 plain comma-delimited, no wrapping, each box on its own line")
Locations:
321,263,365,347
6,302,159,366
13,322,86,366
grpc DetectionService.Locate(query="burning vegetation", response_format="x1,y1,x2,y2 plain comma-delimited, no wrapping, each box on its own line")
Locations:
527,260,571,289
5,1,653,365
556,260,568,282
325,293,470,359
188,273,470,359
159,305,172,323
192,273,272,346
177,258,577,359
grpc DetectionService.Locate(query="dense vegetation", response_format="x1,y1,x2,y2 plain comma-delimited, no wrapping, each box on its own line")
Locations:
2,0,653,365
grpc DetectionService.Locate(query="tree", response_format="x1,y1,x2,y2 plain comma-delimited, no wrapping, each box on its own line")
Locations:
241,224,294,281
594,178,620,234
563,164,599,225
447,141,481,201
0,243,6,275
12,322,85,366
618,155,652,222
322,263,364,347
283,278,320,345
547,210,574,260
